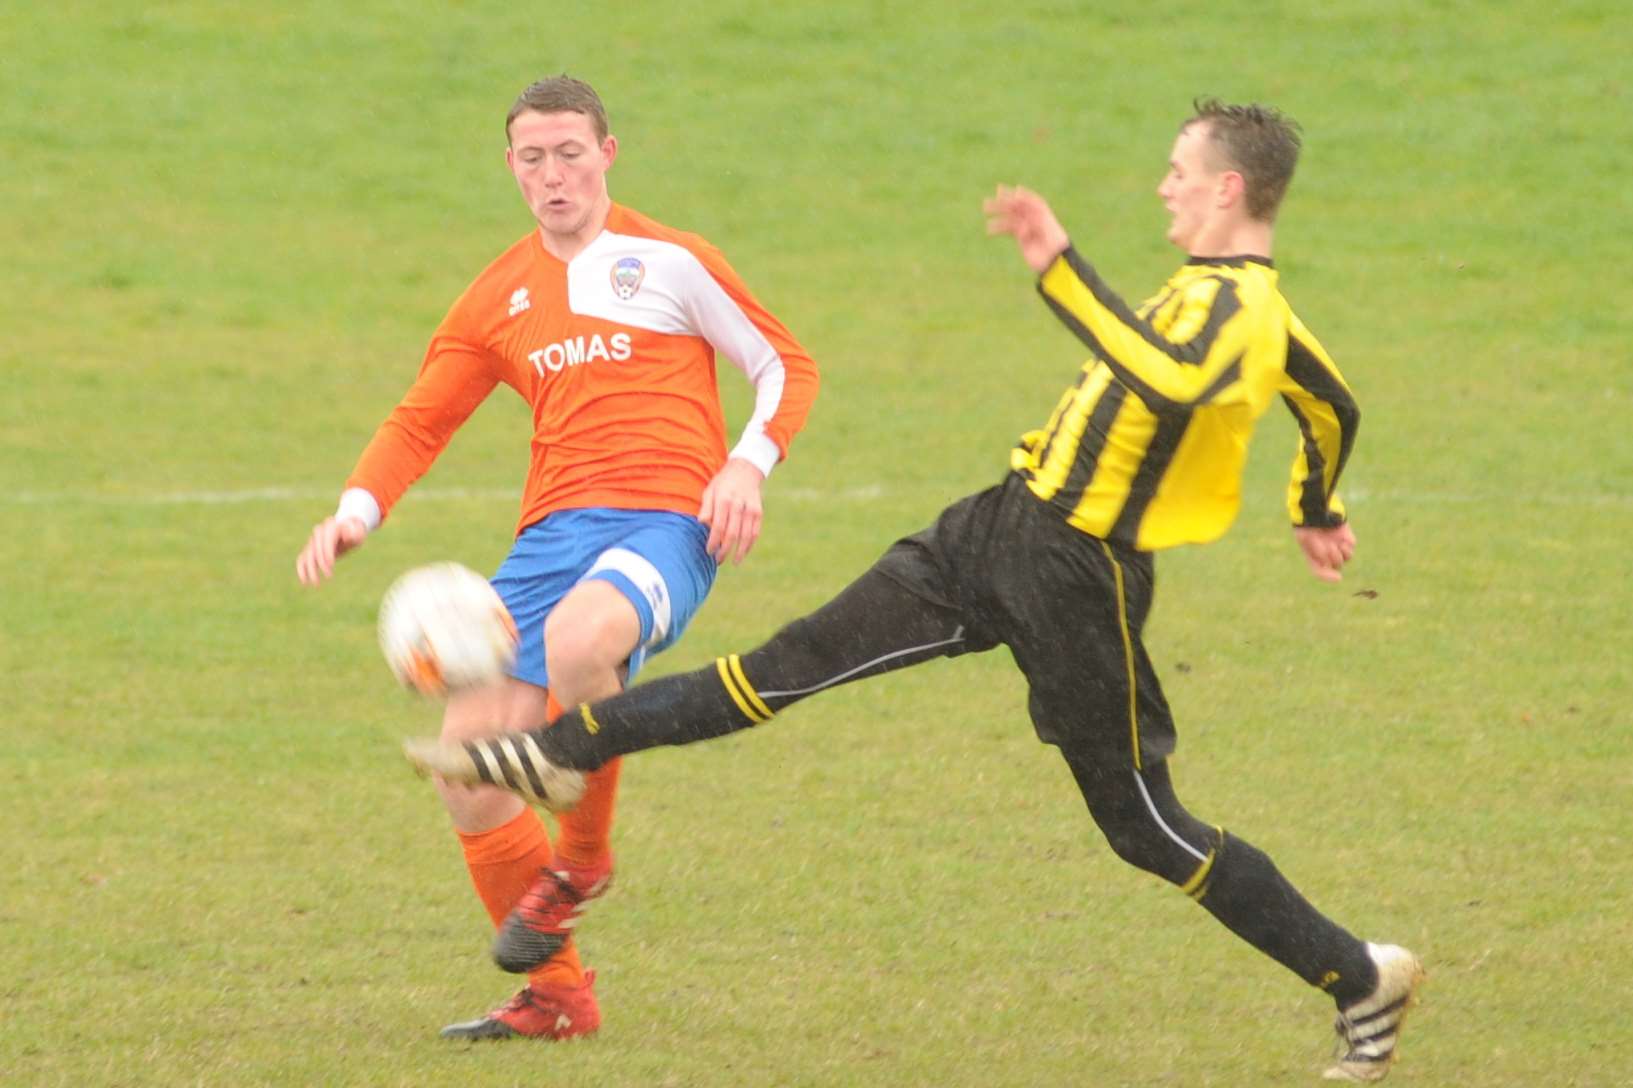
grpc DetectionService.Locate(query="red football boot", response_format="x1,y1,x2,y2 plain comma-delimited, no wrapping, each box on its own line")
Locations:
492,854,615,974
439,971,600,1041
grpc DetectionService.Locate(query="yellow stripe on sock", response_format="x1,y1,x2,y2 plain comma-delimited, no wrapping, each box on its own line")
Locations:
579,703,602,735
1180,826,1226,900
716,657,768,723
1179,848,1217,900
726,654,774,721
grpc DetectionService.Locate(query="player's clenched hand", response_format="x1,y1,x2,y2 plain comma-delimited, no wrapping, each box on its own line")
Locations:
1293,523,1356,584
984,185,1071,274
699,457,766,565
296,515,369,585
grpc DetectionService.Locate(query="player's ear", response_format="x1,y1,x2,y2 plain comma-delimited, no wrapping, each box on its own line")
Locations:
1217,170,1245,210
601,134,619,170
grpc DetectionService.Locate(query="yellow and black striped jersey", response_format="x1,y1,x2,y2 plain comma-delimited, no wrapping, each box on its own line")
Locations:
1010,248,1358,552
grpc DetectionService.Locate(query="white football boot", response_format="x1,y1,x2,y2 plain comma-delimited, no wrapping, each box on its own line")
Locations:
1323,943,1426,1082
403,734,585,812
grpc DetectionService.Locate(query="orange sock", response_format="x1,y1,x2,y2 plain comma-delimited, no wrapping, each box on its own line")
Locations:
457,805,553,927
556,759,622,871
528,942,586,991
545,691,621,873
457,805,586,988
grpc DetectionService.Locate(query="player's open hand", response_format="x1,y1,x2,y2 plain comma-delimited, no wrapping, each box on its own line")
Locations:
1293,523,1356,584
984,185,1071,274
296,515,369,585
699,457,766,565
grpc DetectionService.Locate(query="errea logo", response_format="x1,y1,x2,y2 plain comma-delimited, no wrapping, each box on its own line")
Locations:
508,287,531,317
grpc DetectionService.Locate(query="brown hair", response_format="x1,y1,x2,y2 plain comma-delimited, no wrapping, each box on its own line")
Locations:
1184,98,1302,221
506,76,609,142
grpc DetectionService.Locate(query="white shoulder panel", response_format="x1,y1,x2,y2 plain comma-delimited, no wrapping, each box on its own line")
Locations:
567,231,708,336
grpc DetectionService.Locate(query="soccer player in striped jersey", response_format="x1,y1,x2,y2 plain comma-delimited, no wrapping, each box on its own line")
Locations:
296,76,819,1041
406,100,1422,1081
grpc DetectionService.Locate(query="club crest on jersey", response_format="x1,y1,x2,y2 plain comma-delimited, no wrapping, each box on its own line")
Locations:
508,286,531,316
610,257,645,300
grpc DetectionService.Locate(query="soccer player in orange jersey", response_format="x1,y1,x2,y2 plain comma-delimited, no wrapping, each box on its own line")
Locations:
295,75,819,1040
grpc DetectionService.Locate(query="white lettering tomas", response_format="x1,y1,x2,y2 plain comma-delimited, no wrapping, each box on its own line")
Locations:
528,333,635,377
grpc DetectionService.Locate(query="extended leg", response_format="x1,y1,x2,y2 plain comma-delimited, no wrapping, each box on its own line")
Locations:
408,561,980,798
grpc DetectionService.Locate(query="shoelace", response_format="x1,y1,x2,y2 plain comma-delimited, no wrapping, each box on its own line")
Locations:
494,988,540,1017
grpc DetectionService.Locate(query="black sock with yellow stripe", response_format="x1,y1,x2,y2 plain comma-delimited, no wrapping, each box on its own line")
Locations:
528,653,774,771
1194,832,1378,1004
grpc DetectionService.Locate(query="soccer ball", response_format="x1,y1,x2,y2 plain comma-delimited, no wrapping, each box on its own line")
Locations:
378,562,519,697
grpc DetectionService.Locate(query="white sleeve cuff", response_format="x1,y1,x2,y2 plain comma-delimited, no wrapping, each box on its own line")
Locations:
728,432,782,479
335,487,382,532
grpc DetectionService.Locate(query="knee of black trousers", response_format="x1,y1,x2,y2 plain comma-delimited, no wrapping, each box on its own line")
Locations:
1093,808,1206,884
1064,752,1216,887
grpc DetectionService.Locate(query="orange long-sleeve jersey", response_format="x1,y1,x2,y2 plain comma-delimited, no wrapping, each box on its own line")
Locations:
345,204,819,535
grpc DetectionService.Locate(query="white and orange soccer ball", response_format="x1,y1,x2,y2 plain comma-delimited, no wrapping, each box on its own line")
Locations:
377,562,519,697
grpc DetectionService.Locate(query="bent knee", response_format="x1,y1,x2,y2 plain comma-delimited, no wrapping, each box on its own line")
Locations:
1088,798,1216,887
544,582,641,674
1096,824,1167,877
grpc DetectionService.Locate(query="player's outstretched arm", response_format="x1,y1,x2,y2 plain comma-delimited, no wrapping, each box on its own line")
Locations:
295,515,370,585
984,184,1071,274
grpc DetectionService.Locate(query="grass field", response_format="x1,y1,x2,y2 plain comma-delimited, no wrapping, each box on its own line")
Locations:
3,2,1629,1085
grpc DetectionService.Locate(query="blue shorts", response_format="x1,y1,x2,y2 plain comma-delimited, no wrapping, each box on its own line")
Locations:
490,508,718,690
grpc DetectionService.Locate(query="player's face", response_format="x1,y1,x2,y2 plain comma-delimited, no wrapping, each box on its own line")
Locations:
1157,123,1225,252
507,109,618,253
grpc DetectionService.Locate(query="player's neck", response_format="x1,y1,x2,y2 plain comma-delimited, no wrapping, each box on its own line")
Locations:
1187,217,1274,262
537,197,613,263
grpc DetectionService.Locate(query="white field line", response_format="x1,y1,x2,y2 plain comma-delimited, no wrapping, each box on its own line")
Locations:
3,483,1627,509
2,483,891,507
